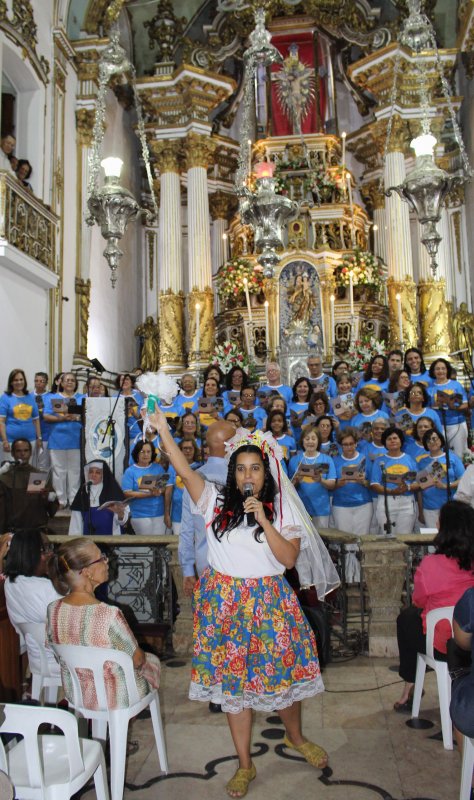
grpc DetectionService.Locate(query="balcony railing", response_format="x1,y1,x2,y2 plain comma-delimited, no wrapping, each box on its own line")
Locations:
0,171,58,272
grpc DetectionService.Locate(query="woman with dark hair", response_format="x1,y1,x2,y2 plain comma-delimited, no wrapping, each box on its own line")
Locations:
174,411,202,448
164,439,202,535
122,440,167,534
43,372,84,507
331,360,350,380
47,537,160,709
394,501,474,711
384,369,411,415
0,369,42,461
203,364,225,388
356,354,390,393
352,388,389,443
417,430,464,528
289,426,336,527
4,529,62,679
428,357,468,458
147,406,338,796
395,381,440,441
404,347,431,387
289,377,313,438
114,373,143,431
69,460,129,535
370,427,418,535
224,407,244,430
223,366,249,403
265,410,296,462
304,391,331,422
405,416,437,463
315,415,339,457
192,376,223,429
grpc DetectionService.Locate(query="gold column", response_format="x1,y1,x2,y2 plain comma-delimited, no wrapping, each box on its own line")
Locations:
188,287,214,365
158,289,186,369
74,277,91,361
263,276,279,359
387,276,417,350
418,279,453,358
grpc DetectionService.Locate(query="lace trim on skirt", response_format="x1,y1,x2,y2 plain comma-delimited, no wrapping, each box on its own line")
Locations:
189,675,324,714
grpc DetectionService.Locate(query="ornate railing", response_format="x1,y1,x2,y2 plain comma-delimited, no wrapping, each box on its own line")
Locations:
0,171,58,271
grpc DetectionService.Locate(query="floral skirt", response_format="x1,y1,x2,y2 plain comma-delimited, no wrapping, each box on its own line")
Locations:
189,568,324,714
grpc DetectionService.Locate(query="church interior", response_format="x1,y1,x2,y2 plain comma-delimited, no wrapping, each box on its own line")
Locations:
2,1,474,799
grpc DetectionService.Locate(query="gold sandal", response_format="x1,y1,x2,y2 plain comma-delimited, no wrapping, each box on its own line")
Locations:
225,763,257,798
283,736,328,769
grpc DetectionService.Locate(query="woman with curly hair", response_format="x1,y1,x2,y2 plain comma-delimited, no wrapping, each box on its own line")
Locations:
148,406,338,798
288,377,313,439
356,354,390,394
428,357,468,458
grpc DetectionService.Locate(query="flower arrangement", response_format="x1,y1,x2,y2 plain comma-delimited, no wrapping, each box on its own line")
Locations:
212,340,251,374
346,335,387,373
335,249,383,291
216,258,264,301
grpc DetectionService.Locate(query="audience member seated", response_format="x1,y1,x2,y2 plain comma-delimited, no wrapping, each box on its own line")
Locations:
43,372,84,507
69,460,129,535
47,537,160,709
0,133,15,170
259,361,292,404
306,354,337,398
4,529,63,682
0,369,42,463
394,501,474,711
450,587,474,746
289,426,336,528
0,439,58,534
122,440,167,535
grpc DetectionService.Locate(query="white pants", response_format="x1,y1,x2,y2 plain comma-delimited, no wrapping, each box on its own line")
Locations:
49,448,81,506
131,516,166,535
332,503,373,584
375,494,416,536
446,422,468,459
34,440,51,470
370,498,380,535
310,515,329,529
421,507,440,529
172,521,181,536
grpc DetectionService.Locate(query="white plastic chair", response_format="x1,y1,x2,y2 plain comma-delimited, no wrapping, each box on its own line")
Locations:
16,622,62,704
460,735,474,800
51,644,168,800
411,605,455,750
0,702,109,800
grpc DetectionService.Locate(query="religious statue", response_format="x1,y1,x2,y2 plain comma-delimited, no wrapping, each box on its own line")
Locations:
452,302,474,355
273,44,316,135
135,316,160,372
287,273,317,331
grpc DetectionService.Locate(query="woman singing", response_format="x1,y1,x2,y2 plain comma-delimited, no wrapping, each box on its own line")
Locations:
148,406,338,798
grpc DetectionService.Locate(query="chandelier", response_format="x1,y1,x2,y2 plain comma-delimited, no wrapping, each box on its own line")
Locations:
383,0,471,277
86,27,158,288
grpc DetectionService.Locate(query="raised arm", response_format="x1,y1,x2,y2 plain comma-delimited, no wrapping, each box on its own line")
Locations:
148,406,205,504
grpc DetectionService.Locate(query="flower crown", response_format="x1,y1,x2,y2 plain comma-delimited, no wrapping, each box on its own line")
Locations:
225,428,284,463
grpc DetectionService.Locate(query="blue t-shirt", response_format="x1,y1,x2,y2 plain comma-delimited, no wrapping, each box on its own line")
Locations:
394,407,441,441
0,392,39,442
356,377,389,394
43,393,83,450
158,400,183,431
404,439,431,465
352,410,389,439
128,433,163,466
418,452,465,509
288,402,309,438
117,390,144,429
319,440,340,459
122,462,165,519
177,389,202,412
167,463,200,522
366,443,388,497
288,452,336,516
428,380,467,426
274,434,297,462
258,384,293,405
370,453,418,495
237,406,267,431
310,374,337,399
333,452,372,507
407,370,432,388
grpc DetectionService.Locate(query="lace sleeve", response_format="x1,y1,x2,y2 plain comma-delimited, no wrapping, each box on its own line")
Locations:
189,481,219,522
280,524,304,542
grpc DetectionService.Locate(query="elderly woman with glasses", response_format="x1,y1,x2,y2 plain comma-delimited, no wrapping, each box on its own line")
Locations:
47,537,160,709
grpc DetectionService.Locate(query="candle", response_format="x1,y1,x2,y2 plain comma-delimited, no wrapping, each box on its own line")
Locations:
254,161,276,179
349,272,354,316
243,321,250,353
396,292,403,343
264,300,269,351
243,277,253,322
341,131,346,166
330,293,335,347
222,232,228,263
347,173,355,246
195,302,200,354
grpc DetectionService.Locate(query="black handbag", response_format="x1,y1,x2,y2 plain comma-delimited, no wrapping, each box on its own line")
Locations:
446,637,472,680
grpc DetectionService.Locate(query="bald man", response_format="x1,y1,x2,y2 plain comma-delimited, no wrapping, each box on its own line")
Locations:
178,419,235,597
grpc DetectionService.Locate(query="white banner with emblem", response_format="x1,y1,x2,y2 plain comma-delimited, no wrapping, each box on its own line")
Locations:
83,397,127,484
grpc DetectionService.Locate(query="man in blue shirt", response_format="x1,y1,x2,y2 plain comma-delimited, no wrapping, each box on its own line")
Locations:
179,419,235,596
306,354,337,399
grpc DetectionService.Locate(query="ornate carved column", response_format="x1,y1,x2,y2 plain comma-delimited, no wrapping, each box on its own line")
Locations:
152,139,185,371
360,539,408,657
74,278,91,360
184,132,217,367
418,279,452,358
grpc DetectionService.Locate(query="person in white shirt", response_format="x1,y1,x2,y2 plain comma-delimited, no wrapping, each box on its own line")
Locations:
454,463,474,508
0,133,15,170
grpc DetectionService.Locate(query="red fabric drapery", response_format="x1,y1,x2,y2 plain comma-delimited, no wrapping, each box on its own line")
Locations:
270,31,324,136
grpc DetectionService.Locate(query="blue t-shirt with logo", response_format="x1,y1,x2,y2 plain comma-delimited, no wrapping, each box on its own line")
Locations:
0,392,39,442
370,453,418,495
122,462,165,519
43,393,83,449
418,452,465,509
428,380,467,425
333,452,372,507
288,452,336,516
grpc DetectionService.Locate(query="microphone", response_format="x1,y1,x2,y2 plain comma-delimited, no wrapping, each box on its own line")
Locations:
86,480,93,490
243,482,256,527
449,349,469,357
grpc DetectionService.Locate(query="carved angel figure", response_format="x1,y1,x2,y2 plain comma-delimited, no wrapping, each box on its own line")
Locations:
273,44,316,135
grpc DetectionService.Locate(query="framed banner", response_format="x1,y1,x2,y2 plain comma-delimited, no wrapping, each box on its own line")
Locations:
83,397,127,483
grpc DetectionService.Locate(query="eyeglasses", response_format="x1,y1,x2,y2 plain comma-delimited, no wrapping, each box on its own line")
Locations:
41,543,54,554
82,553,108,569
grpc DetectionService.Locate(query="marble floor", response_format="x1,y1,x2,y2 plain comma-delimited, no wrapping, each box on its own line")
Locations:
79,654,462,800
